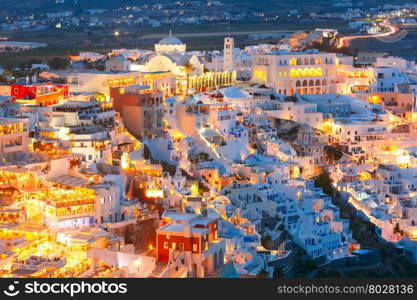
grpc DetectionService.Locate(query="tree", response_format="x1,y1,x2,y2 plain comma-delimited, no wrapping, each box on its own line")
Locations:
314,170,334,196
285,95,298,102
143,144,152,160
261,235,272,248
324,145,343,163
273,266,284,278
48,57,69,70
304,258,317,272
256,268,269,278
182,61,195,95
394,223,401,234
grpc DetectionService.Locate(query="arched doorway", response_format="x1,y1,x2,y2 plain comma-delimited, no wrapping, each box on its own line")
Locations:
218,249,224,266
213,252,218,270
208,255,214,274
202,257,207,277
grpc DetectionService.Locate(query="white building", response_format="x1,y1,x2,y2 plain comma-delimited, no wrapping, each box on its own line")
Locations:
252,50,341,95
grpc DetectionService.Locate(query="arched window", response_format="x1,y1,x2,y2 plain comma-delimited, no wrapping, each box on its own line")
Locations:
289,58,297,66
304,58,309,65
310,58,315,65
296,80,301,87
322,79,327,86
309,80,314,86
297,58,303,65
316,57,322,64
302,80,308,87
315,79,321,86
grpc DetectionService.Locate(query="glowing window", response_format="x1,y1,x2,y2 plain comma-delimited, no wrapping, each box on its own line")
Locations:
253,70,266,82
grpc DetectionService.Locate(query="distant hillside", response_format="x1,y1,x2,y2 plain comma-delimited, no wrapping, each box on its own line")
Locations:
0,0,148,13
0,0,413,15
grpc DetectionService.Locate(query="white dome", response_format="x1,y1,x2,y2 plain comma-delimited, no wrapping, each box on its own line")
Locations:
157,36,184,46
155,35,186,54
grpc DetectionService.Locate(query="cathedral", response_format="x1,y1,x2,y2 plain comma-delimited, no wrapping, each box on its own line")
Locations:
140,33,236,95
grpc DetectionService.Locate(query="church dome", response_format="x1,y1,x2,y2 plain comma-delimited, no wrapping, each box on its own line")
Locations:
157,35,184,46
155,34,186,54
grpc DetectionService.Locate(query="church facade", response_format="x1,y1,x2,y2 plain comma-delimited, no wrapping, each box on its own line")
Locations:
140,34,236,95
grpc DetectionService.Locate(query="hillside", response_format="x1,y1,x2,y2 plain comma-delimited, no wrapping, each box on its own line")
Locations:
0,0,413,15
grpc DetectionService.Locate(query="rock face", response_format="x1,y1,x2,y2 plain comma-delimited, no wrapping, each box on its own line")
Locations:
108,218,159,252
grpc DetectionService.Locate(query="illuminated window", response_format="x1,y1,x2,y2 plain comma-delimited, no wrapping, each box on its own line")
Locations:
289,58,297,66
253,70,266,82
100,198,105,204
172,242,176,249
164,242,168,249
193,244,198,252
301,69,309,77
109,196,112,203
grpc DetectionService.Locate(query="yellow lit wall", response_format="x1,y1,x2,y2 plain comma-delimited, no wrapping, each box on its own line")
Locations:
253,69,266,82
289,67,323,78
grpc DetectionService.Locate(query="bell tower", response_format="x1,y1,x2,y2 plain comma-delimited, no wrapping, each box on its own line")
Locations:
223,36,234,71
